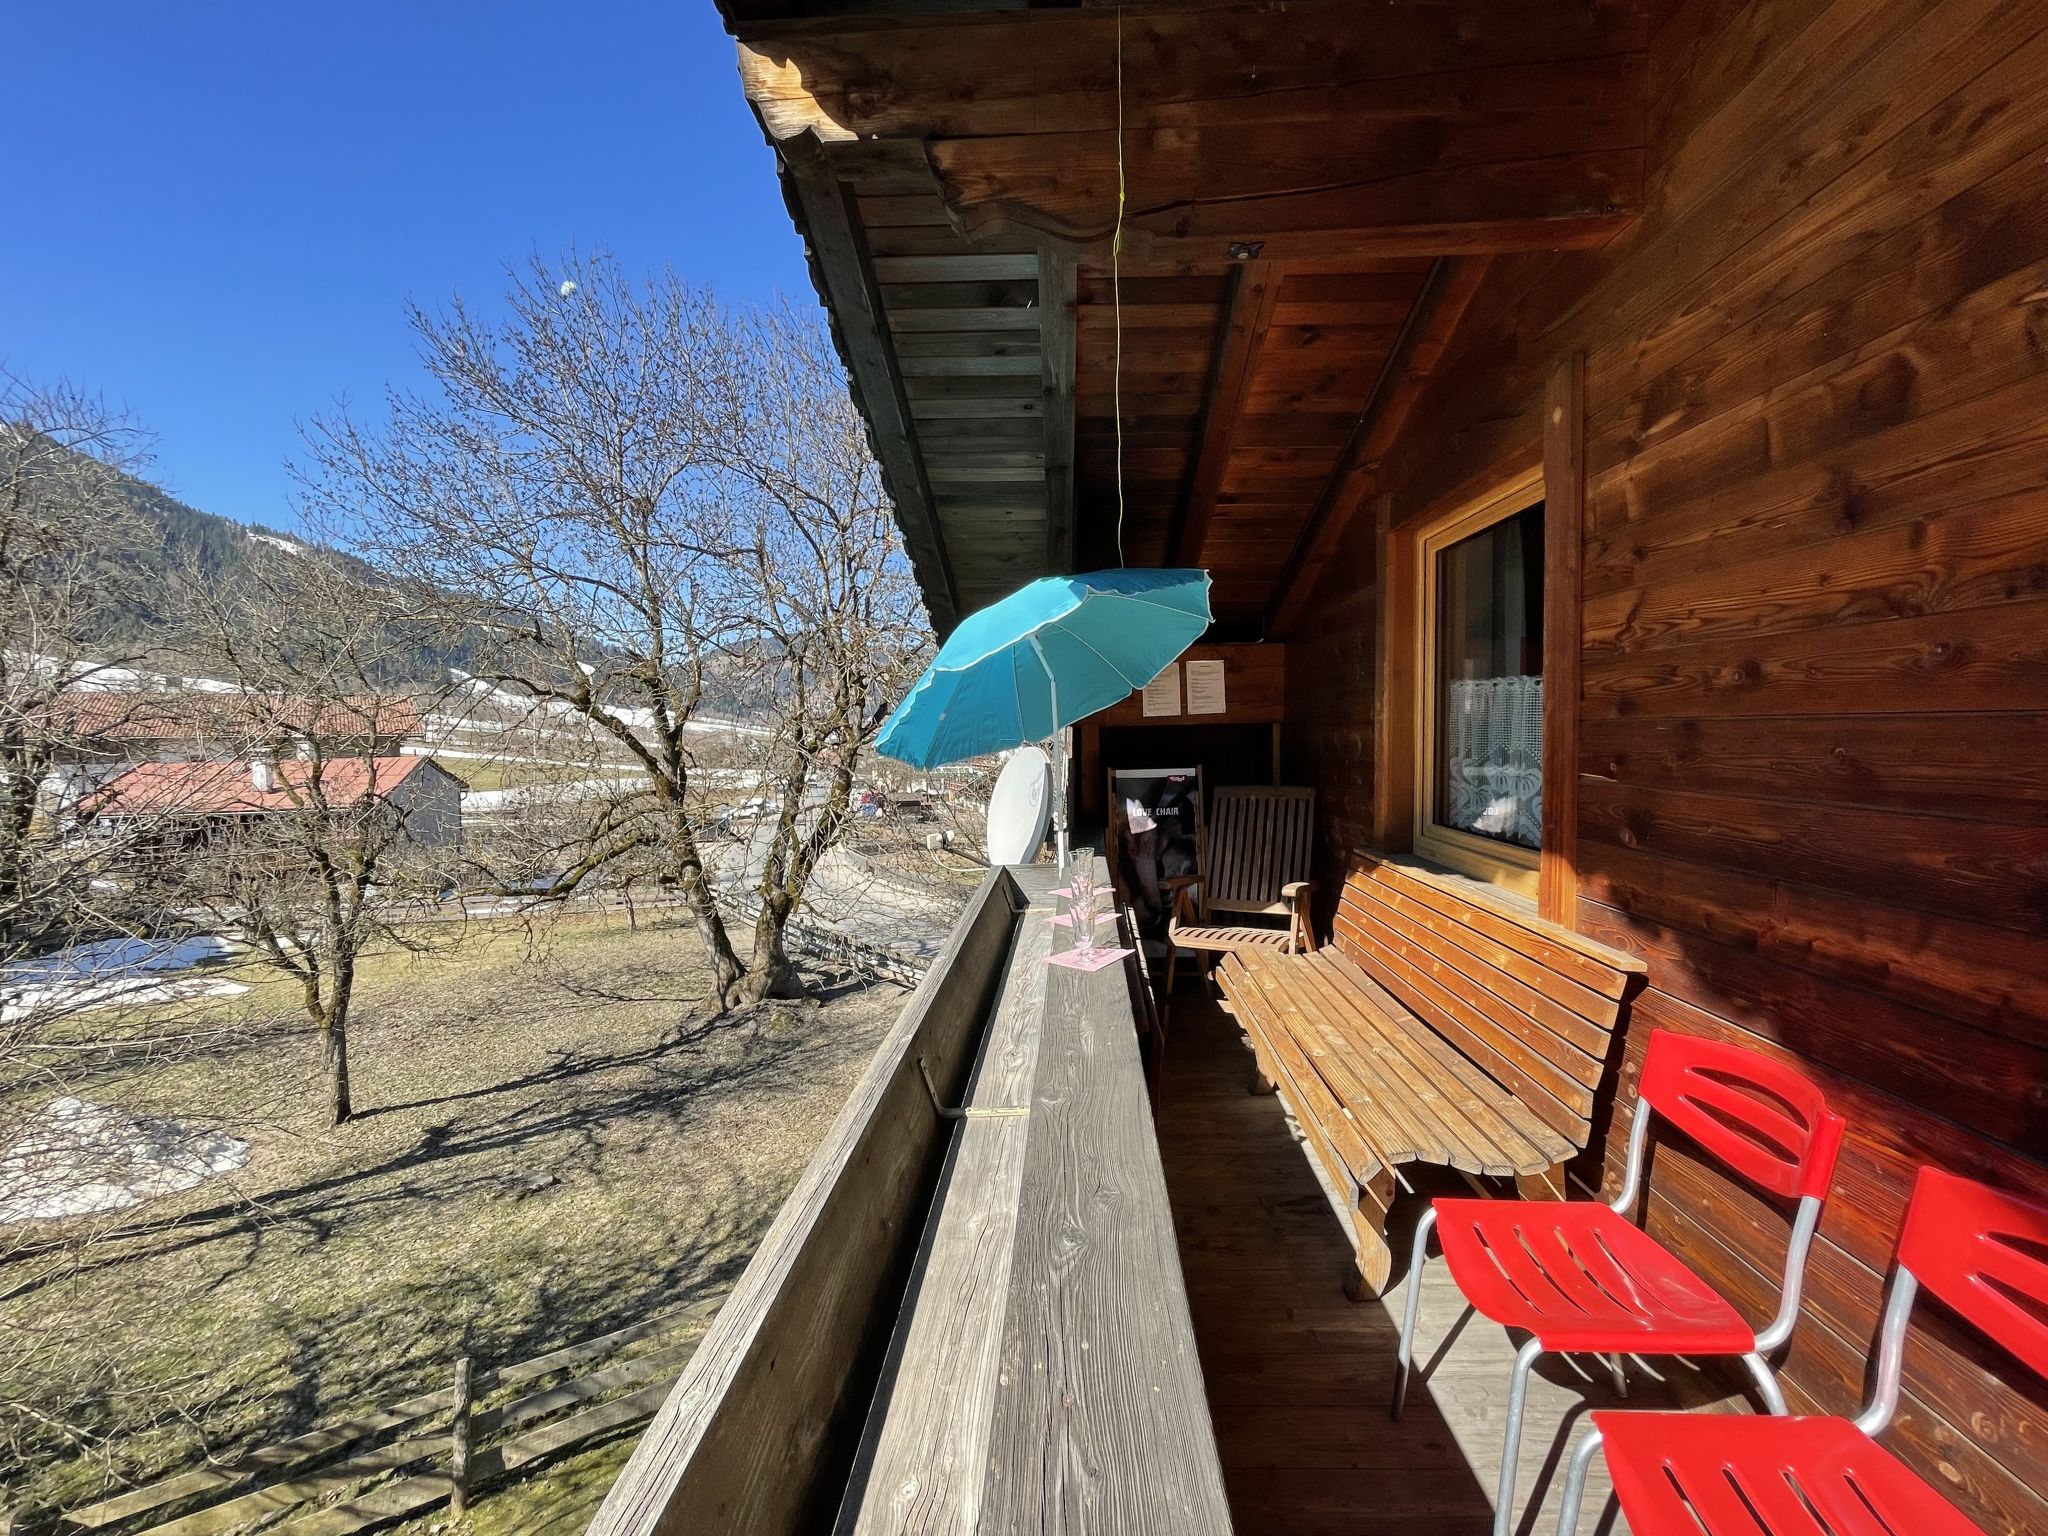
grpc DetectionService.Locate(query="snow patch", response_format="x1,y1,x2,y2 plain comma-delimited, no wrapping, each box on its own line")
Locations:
0,1098,250,1222
2,936,244,1023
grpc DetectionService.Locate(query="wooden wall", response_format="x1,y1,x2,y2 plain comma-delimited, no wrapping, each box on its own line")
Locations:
1282,0,2048,1527
1076,642,1284,825
1281,517,1379,903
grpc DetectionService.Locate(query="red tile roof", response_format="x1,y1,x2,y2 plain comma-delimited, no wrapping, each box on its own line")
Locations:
46,691,422,743
88,756,444,818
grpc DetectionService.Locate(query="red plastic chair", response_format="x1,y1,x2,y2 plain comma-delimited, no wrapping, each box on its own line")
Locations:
1390,1029,1846,1536
1554,1166,2048,1535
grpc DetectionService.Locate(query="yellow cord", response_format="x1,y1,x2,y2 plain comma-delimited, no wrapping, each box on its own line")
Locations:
1113,4,1127,567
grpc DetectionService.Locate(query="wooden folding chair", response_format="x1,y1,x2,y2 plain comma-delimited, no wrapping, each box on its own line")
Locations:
1164,785,1315,1000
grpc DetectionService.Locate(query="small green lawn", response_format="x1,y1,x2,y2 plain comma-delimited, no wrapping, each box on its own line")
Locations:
392,1433,639,1536
6,912,902,1519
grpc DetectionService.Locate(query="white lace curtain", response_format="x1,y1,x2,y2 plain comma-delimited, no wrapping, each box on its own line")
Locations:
1446,674,1542,849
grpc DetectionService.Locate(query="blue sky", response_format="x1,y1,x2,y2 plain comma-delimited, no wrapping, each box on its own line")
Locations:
3,3,812,530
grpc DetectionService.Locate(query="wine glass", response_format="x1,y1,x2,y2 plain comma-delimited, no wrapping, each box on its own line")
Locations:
1068,851,1099,962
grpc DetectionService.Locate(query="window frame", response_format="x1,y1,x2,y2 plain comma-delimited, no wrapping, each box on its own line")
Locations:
1410,466,1547,898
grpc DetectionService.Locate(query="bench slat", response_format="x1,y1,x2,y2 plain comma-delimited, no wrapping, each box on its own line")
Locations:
1278,956,1510,1175
1300,953,1570,1174
1333,902,1605,1094
1348,877,1617,1044
1358,859,1644,995
1171,924,1293,953
1332,913,1593,1146
1235,954,1416,1169
1227,957,1390,1190
1314,951,1572,1170
1229,951,1569,1179
1265,958,1463,1171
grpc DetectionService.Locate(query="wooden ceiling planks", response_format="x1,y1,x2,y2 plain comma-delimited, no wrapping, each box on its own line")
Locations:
775,134,960,628
827,146,1069,619
733,3,1647,141
1167,260,1282,567
1073,265,1225,574
719,0,1650,628
1179,265,1434,614
1266,257,1494,637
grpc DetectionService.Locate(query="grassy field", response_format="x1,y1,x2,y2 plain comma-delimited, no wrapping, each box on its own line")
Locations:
6,912,903,1519
393,1434,638,1536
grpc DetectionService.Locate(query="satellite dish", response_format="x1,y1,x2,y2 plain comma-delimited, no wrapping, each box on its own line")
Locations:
985,747,1052,867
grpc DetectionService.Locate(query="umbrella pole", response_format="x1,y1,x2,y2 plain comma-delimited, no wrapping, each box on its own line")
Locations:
1051,675,1070,873
1030,636,1070,872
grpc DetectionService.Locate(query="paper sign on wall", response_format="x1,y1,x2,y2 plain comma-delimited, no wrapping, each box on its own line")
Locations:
1141,664,1181,717
1185,659,1227,715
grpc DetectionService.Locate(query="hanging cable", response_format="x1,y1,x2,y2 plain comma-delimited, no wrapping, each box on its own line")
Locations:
1112,3,1128,567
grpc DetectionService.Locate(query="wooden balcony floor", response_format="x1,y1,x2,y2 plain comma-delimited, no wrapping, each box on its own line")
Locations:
1157,991,1742,1536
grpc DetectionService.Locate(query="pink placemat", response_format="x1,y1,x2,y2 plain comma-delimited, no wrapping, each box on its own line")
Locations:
1046,944,1134,973
1047,911,1116,930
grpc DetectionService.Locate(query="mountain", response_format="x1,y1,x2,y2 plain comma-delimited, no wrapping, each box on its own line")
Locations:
94,474,480,684
94,475,748,714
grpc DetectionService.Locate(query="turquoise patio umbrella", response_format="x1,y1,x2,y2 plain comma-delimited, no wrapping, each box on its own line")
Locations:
876,567,1212,868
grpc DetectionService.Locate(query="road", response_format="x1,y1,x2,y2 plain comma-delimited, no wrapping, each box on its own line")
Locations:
710,794,965,966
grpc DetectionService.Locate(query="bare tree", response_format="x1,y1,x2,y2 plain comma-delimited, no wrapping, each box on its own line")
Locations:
0,374,155,944
129,551,462,1126
708,302,929,997
0,373,192,1152
302,254,929,1008
0,375,231,1488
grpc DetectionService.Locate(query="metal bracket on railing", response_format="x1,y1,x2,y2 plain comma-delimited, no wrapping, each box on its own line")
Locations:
918,1056,1030,1120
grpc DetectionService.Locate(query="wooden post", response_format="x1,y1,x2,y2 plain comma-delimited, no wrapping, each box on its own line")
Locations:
1040,245,1078,572
1371,494,1416,853
1345,1167,1399,1301
449,1353,475,1518
1539,353,1586,928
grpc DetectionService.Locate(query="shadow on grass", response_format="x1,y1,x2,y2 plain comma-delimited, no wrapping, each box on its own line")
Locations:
10,1006,813,1289
4,930,901,1517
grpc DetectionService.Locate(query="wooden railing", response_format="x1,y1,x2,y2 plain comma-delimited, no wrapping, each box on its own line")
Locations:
587,868,1021,1536
589,863,1232,1535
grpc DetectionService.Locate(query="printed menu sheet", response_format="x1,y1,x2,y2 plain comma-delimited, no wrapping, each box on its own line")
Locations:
1185,659,1226,715
1141,663,1181,717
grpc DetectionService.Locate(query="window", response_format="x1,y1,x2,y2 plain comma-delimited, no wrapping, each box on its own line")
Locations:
1413,476,1545,895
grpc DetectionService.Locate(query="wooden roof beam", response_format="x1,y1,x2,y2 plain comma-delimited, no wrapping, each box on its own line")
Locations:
1167,259,1280,567
946,148,1641,258
1040,247,1078,573
778,134,962,633
1264,256,1491,638
731,7,1647,135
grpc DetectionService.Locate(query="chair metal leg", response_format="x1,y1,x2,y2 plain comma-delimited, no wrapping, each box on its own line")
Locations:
1605,1352,1628,1398
1741,1351,1789,1416
1495,1338,1545,1536
1391,1205,1438,1421
1554,1426,1605,1536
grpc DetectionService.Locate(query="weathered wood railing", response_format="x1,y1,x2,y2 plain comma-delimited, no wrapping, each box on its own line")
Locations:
587,868,1022,1535
589,864,1231,1535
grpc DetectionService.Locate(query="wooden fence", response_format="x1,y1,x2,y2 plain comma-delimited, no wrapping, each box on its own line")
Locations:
36,1292,729,1536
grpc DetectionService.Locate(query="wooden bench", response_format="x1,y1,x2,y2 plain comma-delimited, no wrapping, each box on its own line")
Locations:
1216,854,1645,1299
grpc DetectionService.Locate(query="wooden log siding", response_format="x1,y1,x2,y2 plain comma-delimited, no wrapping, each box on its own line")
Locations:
1276,0,2048,1528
